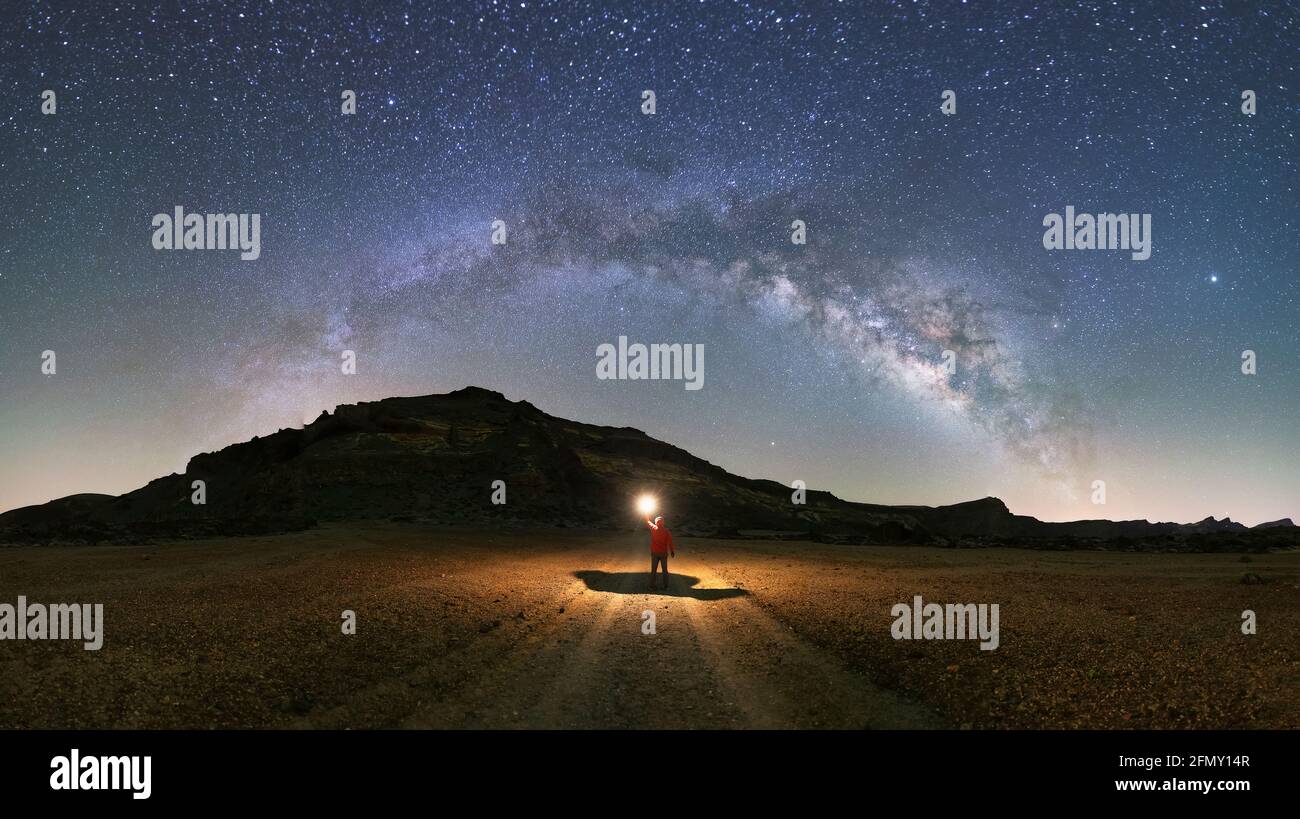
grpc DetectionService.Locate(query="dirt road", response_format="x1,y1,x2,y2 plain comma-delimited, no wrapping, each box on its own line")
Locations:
386,545,943,729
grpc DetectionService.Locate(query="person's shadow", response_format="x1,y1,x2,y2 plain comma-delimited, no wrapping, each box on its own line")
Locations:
574,570,748,600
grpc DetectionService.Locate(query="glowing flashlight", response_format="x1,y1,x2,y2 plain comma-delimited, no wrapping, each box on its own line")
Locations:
637,495,657,517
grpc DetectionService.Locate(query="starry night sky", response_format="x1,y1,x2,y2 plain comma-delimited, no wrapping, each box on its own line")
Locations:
1,1,1296,524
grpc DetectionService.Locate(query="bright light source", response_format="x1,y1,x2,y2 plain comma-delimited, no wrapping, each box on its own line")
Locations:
637,494,657,516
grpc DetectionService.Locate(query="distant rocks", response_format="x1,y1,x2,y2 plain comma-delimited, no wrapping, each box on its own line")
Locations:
1182,516,1249,534
1253,518,1295,530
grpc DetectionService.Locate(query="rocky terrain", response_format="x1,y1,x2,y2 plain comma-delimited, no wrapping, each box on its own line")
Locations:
1,387,1295,552
0,525,1293,729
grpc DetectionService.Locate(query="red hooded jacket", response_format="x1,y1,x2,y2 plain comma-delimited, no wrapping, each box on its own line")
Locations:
646,519,675,555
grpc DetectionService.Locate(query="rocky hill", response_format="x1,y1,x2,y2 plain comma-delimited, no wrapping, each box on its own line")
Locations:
1,387,1294,552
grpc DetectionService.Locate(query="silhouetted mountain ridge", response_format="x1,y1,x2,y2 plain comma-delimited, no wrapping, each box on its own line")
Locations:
1,387,1294,551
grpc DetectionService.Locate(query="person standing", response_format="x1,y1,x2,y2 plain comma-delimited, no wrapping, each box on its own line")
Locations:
645,515,676,590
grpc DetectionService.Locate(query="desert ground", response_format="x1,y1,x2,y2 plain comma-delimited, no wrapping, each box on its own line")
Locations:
0,524,1295,729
